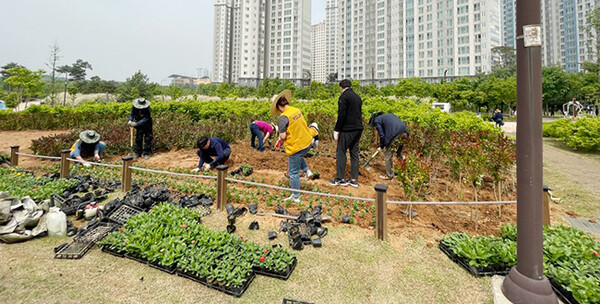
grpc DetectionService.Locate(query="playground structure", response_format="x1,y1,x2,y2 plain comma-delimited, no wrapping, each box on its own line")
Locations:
562,100,584,118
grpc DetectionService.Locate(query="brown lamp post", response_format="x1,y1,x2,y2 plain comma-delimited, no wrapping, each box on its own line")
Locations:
501,0,558,303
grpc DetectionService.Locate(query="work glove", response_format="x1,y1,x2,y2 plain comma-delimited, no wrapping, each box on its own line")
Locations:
202,163,212,171
377,147,383,152
94,154,100,161
313,140,319,149
191,167,200,172
83,162,91,168
274,139,283,150
128,121,136,127
333,131,339,141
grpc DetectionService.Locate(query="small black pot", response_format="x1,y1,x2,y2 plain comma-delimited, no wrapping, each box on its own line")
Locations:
249,221,259,230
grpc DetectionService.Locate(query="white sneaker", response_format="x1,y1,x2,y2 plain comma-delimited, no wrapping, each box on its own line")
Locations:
283,195,300,203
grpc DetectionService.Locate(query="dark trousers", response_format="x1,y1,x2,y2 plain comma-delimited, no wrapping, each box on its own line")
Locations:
336,130,362,180
249,123,265,151
135,127,153,156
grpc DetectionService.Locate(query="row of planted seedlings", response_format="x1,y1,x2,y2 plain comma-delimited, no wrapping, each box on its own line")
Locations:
440,224,600,304
69,162,377,227
98,202,296,297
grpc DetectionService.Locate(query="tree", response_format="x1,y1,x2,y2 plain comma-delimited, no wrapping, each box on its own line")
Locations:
542,66,578,111
117,71,157,102
490,46,517,78
166,84,183,101
0,62,24,79
45,42,62,105
68,59,92,81
395,78,431,98
327,73,338,84
4,67,45,108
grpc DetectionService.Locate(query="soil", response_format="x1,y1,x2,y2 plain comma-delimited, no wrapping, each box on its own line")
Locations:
0,130,518,238
0,130,69,168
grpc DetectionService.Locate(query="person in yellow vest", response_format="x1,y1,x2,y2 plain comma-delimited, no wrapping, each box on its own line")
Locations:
271,90,315,203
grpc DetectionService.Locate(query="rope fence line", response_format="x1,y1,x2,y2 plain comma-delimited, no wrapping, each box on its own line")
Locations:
387,200,517,206
130,166,218,180
66,158,122,169
15,152,61,161
226,177,376,202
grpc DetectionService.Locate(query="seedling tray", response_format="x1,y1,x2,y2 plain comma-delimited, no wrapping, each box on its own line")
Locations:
283,299,314,304
148,261,177,275
125,252,148,264
438,242,510,277
74,222,118,243
549,277,579,304
253,257,297,280
55,241,94,259
100,244,125,258
177,270,255,297
106,204,143,225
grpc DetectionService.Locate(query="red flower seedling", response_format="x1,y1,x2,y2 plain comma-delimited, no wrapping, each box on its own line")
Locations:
259,256,265,262
119,227,124,232
263,249,268,254
148,209,153,213
591,249,599,257
181,225,188,229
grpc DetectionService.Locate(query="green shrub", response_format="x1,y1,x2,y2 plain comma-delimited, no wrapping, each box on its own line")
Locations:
543,117,600,152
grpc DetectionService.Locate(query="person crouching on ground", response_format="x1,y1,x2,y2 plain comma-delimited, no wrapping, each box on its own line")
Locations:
369,112,409,180
70,130,107,167
193,136,231,172
127,98,153,159
272,89,314,203
249,120,277,152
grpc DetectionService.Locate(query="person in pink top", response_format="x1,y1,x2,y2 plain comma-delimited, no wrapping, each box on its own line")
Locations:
249,120,277,152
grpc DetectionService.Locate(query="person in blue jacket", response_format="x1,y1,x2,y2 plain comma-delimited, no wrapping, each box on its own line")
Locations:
369,112,409,180
491,109,504,127
127,98,153,159
192,136,232,172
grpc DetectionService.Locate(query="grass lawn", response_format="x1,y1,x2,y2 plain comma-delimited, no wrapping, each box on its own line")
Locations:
0,209,493,304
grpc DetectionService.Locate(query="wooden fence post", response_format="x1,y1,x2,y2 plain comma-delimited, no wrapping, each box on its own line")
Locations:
121,156,134,192
375,184,388,241
217,165,229,211
10,146,19,166
542,185,551,226
60,149,71,178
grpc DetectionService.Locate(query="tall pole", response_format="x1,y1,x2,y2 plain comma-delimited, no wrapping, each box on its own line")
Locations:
228,3,235,84
502,0,557,302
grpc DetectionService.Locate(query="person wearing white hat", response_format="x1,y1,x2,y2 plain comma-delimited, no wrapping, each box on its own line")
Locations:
69,130,107,167
128,98,153,159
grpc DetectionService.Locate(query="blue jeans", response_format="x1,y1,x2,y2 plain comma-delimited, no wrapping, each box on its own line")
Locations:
249,123,265,151
288,146,311,197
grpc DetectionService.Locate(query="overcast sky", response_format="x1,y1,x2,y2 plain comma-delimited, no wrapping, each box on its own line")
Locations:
0,0,326,84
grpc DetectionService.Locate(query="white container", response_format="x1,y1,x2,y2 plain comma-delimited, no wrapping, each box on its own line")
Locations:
47,207,67,237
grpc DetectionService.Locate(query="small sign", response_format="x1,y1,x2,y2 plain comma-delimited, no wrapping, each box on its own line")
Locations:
523,24,542,47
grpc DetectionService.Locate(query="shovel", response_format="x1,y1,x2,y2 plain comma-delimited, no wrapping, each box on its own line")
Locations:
363,149,382,171
129,126,134,148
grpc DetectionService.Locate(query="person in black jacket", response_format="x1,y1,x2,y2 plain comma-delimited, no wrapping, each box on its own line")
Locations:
369,112,409,180
128,98,153,159
329,79,363,188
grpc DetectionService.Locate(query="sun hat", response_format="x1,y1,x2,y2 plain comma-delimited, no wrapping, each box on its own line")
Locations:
79,130,100,144
132,98,150,109
270,90,292,116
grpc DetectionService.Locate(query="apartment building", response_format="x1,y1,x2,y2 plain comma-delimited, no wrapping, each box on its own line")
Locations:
311,21,327,83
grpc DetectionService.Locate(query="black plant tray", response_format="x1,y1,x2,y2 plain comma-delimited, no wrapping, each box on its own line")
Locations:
74,222,118,243
549,277,579,304
100,244,124,258
106,204,143,225
125,252,148,265
148,260,177,275
253,257,297,280
438,242,510,277
283,299,314,304
55,241,94,259
177,269,255,297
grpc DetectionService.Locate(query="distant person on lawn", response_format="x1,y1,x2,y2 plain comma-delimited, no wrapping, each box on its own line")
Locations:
492,108,504,127
193,136,231,172
249,120,277,152
127,98,153,159
70,130,107,167
271,89,314,203
369,112,409,180
329,79,363,188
